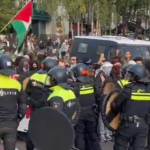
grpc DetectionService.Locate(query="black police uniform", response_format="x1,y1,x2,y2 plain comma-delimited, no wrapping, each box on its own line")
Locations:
71,63,101,150
0,55,27,150
112,64,150,150
26,58,58,150
26,58,58,110
47,66,80,125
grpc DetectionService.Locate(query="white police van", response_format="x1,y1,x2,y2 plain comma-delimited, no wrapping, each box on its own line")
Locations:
70,35,150,62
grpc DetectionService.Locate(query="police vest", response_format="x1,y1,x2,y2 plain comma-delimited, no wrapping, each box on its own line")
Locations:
131,91,150,101
30,73,47,88
0,74,21,92
79,84,95,107
48,85,76,102
117,79,129,88
47,85,78,123
79,85,94,95
0,74,22,120
123,84,150,117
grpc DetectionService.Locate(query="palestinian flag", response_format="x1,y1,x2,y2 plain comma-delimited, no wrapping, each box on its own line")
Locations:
11,1,33,52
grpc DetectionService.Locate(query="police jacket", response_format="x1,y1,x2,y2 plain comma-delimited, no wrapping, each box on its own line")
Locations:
25,72,50,109
0,74,27,121
47,85,80,125
117,79,129,88
112,82,150,117
70,81,95,108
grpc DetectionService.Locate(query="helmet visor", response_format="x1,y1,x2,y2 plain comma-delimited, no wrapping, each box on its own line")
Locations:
125,72,134,81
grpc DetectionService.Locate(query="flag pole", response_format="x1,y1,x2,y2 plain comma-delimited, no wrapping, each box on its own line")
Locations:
0,19,14,33
0,0,31,33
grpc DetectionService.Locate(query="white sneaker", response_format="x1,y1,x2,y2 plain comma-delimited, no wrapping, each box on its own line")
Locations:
105,135,112,141
100,135,107,143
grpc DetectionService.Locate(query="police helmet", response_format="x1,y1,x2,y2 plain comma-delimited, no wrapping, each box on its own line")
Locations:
121,64,133,77
0,55,16,76
47,66,68,86
38,58,58,74
127,64,147,81
71,63,91,83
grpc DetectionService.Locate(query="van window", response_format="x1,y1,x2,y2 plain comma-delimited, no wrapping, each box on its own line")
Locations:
78,43,88,53
109,46,118,57
121,45,142,57
108,46,124,58
140,46,150,58
97,45,106,55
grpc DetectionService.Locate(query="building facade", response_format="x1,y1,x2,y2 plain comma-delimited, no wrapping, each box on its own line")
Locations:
32,0,69,38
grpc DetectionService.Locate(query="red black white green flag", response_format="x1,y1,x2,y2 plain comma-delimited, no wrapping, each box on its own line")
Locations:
11,1,33,52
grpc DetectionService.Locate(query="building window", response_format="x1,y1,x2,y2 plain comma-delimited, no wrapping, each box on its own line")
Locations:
97,45,106,55
78,43,88,53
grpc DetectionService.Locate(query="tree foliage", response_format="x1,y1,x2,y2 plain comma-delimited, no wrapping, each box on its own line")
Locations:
37,0,61,15
62,0,85,21
0,0,18,32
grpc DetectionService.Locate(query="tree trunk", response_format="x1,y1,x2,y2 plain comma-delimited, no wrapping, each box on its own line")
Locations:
77,20,80,36
91,6,94,35
70,21,74,39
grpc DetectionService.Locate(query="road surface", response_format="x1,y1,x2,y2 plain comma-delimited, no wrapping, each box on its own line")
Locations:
0,141,113,150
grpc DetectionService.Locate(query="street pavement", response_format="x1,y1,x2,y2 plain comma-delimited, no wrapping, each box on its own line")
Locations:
0,141,113,150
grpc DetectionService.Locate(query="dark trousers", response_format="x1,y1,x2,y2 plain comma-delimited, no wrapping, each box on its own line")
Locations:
26,132,34,150
85,134,92,150
74,111,101,150
114,121,148,150
145,128,150,149
0,120,17,150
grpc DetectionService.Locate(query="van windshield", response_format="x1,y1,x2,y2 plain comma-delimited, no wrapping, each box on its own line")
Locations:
119,45,142,57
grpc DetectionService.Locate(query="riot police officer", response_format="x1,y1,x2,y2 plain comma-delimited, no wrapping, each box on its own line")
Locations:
26,57,58,110
47,66,80,125
26,57,58,150
0,55,27,150
70,63,101,150
112,64,150,150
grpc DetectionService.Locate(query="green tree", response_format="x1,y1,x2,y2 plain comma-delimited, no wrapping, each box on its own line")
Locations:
94,0,109,27
62,0,85,21
0,0,18,32
37,0,61,14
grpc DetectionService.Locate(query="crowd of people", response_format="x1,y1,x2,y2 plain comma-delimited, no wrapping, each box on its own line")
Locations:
0,34,72,58
1,33,150,150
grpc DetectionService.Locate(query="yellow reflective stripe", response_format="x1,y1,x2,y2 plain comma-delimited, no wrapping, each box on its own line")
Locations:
80,86,94,95
80,89,94,95
131,96,150,101
117,81,123,88
132,93,150,96
80,87,93,90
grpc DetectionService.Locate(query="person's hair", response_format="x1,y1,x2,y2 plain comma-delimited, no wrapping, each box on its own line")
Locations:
113,56,121,63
